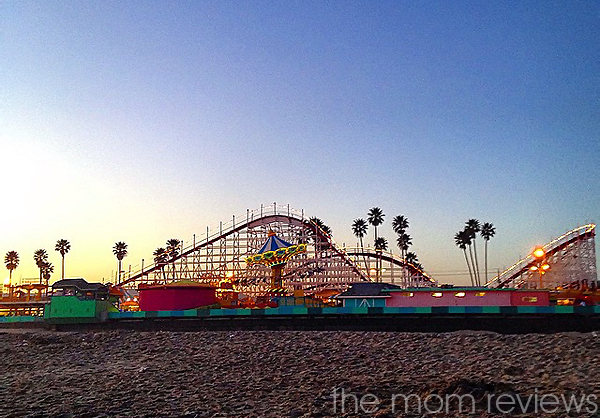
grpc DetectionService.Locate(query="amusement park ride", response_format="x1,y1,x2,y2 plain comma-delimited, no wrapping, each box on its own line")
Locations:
1,205,598,317
116,205,434,292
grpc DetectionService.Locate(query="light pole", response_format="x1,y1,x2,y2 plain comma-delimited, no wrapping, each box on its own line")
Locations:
530,247,550,289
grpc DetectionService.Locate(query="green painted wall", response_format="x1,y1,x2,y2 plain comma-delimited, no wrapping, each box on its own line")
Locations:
44,296,108,321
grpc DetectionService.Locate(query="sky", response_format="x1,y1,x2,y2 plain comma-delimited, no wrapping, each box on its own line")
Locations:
1,1,599,286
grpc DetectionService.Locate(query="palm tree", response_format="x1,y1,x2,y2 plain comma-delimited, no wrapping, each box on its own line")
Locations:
465,219,481,286
374,236,388,251
367,207,385,243
166,238,181,280
454,231,474,286
392,215,410,284
405,251,418,266
396,232,411,281
374,236,388,282
55,239,71,279
351,218,368,249
309,217,332,236
396,233,412,260
480,222,496,285
112,242,128,284
4,251,19,286
153,247,169,280
351,218,369,273
42,262,54,286
309,217,332,252
404,251,424,286
392,215,409,235
33,249,48,284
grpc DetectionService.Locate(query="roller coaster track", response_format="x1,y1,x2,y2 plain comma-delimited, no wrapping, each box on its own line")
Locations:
485,224,597,289
343,248,435,286
120,205,371,291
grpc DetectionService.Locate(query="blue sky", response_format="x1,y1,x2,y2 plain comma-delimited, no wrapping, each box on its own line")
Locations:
2,1,598,284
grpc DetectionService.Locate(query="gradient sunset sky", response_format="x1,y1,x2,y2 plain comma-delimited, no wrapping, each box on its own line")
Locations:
2,1,598,285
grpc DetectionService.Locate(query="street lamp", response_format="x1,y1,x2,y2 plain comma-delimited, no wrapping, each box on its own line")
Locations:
530,246,550,289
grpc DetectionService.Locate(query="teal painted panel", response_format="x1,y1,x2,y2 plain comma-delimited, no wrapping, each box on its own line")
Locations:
516,306,537,314
554,306,574,314
448,306,467,314
414,307,432,314
535,306,556,314
264,308,280,315
277,306,295,315
321,307,341,315
350,307,369,314
481,306,501,314
335,307,356,314
373,299,386,307
221,309,239,316
346,298,386,308
384,307,417,314
235,309,252,316
158,311,174,317
595,306,600,314
0,316,40,323
293,307,308,315
183,310,198,317
209,309,224,316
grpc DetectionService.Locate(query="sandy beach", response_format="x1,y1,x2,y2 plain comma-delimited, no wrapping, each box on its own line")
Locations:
0,329,598,417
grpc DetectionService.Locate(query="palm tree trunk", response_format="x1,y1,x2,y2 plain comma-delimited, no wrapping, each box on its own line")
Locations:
374,227,379,282
473,239,481,286
484,240,488,286
402,248,407,287
61,255,65,279
463,249,474,286
118,260,122,284
468,245,477,286
8,270,13,298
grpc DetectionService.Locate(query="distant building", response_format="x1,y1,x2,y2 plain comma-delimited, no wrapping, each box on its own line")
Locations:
335,283,402,308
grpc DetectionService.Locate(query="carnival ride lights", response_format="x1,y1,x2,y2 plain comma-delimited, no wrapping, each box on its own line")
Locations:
245,231,307,289
530,246,550,289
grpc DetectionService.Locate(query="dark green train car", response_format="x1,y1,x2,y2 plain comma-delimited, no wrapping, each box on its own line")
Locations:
44,279,112,324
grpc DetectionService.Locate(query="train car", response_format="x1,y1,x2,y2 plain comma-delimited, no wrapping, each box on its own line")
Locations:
44,278,115,324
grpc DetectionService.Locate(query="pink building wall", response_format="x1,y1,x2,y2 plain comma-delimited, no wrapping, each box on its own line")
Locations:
510,291,549,306
139,285,216,311
386,290,549,307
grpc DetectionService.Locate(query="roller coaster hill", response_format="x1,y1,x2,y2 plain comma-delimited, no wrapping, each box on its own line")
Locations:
1,205,598,332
